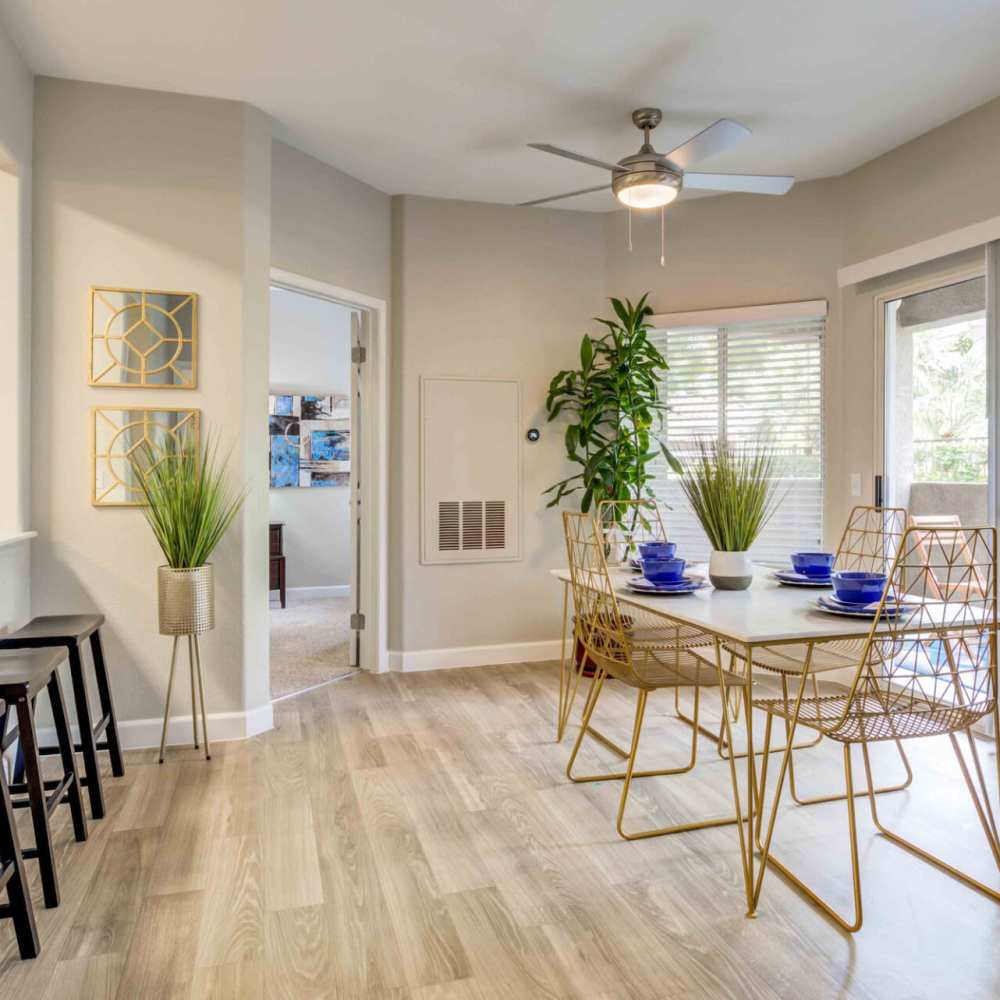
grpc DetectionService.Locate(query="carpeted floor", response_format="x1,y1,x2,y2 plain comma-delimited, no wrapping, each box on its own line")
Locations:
269,592,355,699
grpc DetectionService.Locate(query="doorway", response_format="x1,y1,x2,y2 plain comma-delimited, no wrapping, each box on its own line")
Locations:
261,268,389,690
268,285,357,698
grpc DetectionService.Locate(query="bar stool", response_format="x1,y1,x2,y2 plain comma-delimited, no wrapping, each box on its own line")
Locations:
0,697,39,959
0,615,125,820
0,649,88,908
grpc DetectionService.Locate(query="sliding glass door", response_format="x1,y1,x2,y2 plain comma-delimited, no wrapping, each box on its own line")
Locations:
883,271,991,526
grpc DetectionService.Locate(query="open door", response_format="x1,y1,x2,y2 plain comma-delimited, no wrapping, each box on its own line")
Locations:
348,309,367,667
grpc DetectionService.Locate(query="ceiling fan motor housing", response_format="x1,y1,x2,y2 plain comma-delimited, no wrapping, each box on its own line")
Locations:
612,150,683,206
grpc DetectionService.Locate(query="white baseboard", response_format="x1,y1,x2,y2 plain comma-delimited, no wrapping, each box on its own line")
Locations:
282,585,350,598
37,702,274,752
388,639,562,672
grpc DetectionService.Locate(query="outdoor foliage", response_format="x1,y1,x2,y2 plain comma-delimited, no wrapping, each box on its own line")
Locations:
132,430,246,568
543,295,680,523
911,322,987,482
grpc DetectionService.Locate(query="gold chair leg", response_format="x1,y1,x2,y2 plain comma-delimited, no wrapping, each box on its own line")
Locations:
751,659,865,932
754,723,864,932
861,737,1000,901
567,681,740,840
673,677,822,760
568,681,705,785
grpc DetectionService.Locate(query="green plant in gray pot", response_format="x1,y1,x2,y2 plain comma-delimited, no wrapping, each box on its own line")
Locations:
678,438,784,590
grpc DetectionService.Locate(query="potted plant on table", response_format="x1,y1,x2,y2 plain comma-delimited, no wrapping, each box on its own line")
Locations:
677,438,783,590
133,429,246,761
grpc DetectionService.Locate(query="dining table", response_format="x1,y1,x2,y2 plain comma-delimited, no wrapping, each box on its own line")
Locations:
550,563,900,916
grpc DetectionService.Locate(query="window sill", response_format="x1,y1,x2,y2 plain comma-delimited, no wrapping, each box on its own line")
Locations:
0,531,38,551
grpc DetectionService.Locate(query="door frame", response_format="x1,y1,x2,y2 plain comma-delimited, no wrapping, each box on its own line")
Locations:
872,258,986,507
270,267,390,673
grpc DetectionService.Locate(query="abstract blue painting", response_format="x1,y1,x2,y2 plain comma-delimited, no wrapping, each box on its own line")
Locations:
269,393,350,488
310,429,350,462
270,435,300,487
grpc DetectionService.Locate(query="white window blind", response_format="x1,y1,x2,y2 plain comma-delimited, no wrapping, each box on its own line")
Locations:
648,316,825,565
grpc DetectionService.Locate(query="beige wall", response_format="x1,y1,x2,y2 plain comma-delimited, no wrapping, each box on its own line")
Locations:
0,19,33,632
840,97,1000,266
31,78,272,732
390,195,606,651
271,140,390,301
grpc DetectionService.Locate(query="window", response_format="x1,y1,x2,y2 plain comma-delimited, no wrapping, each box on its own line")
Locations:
648,313,825,564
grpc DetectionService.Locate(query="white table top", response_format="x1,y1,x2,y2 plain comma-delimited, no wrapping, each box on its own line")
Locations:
550,565,887,647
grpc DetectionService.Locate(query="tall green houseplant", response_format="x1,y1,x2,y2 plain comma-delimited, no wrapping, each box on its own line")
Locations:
544,294,679,523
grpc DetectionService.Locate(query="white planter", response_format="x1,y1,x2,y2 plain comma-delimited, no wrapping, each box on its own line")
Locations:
709,550,753,591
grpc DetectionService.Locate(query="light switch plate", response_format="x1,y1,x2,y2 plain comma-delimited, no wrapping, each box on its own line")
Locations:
850,473,862,497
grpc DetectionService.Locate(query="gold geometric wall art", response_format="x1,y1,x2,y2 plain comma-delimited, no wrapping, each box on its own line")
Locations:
92,407,200,507
89,286,197,389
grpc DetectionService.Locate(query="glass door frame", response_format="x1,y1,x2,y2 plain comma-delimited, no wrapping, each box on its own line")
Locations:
873,254,993,523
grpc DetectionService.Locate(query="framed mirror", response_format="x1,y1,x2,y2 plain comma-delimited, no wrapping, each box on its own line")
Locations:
92,407,200,507
89,286,197,388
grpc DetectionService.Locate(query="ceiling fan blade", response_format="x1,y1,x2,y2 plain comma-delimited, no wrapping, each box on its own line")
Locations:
518,183,612,207
527,143,623,173
683,172,795,195
663,119,751,169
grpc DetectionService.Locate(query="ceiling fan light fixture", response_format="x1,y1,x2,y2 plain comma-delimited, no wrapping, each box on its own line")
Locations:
612,167,681,209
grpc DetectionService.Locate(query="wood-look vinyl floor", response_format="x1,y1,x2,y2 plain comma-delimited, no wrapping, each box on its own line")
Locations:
0,661,997,999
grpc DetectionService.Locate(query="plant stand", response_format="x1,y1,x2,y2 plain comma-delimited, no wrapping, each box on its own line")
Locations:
158,633,211,763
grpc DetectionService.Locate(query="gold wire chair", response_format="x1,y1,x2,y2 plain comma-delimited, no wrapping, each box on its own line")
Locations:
721,506,914,806
554,499,670,743
751,524,1000,931
562,511,747,840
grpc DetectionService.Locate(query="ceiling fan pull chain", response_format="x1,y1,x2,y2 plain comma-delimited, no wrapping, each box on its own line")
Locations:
660,206,665,267
627,206,633,252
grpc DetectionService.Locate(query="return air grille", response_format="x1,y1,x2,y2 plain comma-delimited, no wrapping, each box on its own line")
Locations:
438,501,460,551
437,500,507,553
485,501,506,549
421,377,520,564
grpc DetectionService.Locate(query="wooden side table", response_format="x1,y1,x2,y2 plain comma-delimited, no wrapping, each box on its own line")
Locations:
269,521,286,609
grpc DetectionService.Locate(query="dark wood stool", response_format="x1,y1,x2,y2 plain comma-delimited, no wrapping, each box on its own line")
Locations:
0,649,88,909
0,615,125,820
0,695,39,959
0,697,39,959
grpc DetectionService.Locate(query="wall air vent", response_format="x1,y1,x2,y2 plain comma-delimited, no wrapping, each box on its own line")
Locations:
421,377,521,565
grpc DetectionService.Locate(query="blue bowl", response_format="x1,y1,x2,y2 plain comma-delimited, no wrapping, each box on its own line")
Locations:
638,541,676,561
831,571,887,605
642,557,686,584
791,551,835,578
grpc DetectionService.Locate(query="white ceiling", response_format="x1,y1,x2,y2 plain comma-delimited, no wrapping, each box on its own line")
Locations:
4,0,1000,211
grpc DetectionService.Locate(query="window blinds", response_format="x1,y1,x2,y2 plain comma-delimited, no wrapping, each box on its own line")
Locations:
647,317,825,564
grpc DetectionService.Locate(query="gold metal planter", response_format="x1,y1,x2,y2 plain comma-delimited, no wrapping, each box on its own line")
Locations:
157,565,214,763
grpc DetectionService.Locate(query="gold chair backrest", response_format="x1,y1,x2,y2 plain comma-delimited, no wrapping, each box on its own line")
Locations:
563,511,632,678
834,505,908,574
836,525,998,742
597,498,668,568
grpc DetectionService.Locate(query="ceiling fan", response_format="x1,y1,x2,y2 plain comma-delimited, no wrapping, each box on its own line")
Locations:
521,108,794,209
